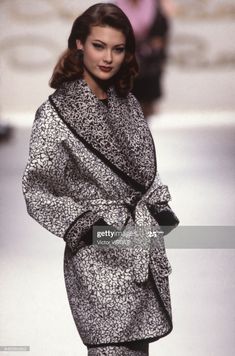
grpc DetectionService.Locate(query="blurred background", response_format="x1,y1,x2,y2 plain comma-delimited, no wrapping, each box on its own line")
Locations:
0,1,235,356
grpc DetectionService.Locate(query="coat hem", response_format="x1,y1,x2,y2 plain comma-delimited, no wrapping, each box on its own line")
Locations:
84,325,173,348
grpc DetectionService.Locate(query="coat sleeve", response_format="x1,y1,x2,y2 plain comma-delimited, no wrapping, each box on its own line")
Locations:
22,102,108,254
130,93,180,235
149,171,180,235
128,92,179,235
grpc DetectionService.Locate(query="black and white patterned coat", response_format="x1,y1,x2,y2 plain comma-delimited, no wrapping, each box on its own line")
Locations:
22,78,179,347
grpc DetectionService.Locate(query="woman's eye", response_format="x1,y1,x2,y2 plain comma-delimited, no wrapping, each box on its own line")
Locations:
115,47,125,53
92,43,125,53
93,43,103,49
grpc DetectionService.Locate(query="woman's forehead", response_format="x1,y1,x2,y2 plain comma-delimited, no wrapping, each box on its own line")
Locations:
88,25,126,45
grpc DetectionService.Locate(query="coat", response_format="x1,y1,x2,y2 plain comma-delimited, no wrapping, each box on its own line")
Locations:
22,78,179,347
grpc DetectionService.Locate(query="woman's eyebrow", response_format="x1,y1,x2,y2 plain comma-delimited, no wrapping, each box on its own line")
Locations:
92,39,125,46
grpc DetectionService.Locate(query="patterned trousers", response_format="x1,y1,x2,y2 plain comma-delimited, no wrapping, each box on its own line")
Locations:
87,340,149,356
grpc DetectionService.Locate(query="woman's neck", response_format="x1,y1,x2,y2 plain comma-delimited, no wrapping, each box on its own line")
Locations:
83,70,109,100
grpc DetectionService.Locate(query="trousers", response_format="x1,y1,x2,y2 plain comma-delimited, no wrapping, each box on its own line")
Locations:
87,340,149,356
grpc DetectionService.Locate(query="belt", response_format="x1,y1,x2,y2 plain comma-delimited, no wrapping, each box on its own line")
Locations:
89,184,172,283
117,184,172,283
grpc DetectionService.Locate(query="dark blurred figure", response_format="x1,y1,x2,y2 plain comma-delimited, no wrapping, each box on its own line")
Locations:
116,0,175,118
0,121,13,143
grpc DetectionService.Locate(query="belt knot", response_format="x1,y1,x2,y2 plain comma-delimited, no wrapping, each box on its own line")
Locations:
123,192,142,221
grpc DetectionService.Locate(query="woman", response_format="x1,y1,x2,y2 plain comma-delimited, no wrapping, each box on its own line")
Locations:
22,3,179,356
115,0,173,117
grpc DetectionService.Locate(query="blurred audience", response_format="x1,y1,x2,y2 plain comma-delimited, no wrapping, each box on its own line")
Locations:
0,121,13,143
116,0,176,118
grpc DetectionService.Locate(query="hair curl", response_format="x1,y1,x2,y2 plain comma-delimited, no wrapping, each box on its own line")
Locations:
49,3,139,97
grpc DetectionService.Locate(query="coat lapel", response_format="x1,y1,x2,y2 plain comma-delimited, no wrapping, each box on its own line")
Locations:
49,78,156,192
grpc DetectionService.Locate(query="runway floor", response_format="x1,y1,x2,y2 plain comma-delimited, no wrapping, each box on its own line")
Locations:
0,112,235,355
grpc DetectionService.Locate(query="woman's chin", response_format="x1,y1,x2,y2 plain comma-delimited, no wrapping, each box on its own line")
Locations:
96,71,114,81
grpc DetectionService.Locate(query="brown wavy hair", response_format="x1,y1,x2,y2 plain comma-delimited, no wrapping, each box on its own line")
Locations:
49,3,139,97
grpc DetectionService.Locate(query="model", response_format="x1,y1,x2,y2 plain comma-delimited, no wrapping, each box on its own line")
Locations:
22,3,179,355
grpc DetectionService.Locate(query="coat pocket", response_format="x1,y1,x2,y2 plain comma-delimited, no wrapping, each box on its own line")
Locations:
71,246,135,301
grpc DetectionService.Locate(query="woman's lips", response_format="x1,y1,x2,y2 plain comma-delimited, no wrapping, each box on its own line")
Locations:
99,66,112,72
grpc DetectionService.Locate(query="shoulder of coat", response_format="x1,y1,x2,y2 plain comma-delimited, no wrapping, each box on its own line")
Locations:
126,91,139,106
126,91,145,116
35,98,61,124
35,99,51,118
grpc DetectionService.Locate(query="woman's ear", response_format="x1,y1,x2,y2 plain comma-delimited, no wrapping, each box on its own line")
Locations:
76,39,84,50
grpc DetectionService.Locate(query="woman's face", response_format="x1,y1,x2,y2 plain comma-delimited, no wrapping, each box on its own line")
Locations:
76,25,126,82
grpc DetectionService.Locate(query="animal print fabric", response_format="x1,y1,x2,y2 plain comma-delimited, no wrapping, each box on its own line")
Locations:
64,241,172,345
49,78,156,190
22,78,179,346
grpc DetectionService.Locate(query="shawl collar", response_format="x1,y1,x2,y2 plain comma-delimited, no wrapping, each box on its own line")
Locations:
49,79,156,192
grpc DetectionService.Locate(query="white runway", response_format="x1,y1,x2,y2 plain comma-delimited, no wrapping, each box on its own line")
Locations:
0,112,235,356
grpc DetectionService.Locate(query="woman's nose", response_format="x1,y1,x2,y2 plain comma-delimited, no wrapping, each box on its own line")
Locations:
103,49,112,63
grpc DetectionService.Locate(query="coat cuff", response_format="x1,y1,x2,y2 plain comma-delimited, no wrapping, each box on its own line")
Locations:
63,211,109,254
147,204,180,236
